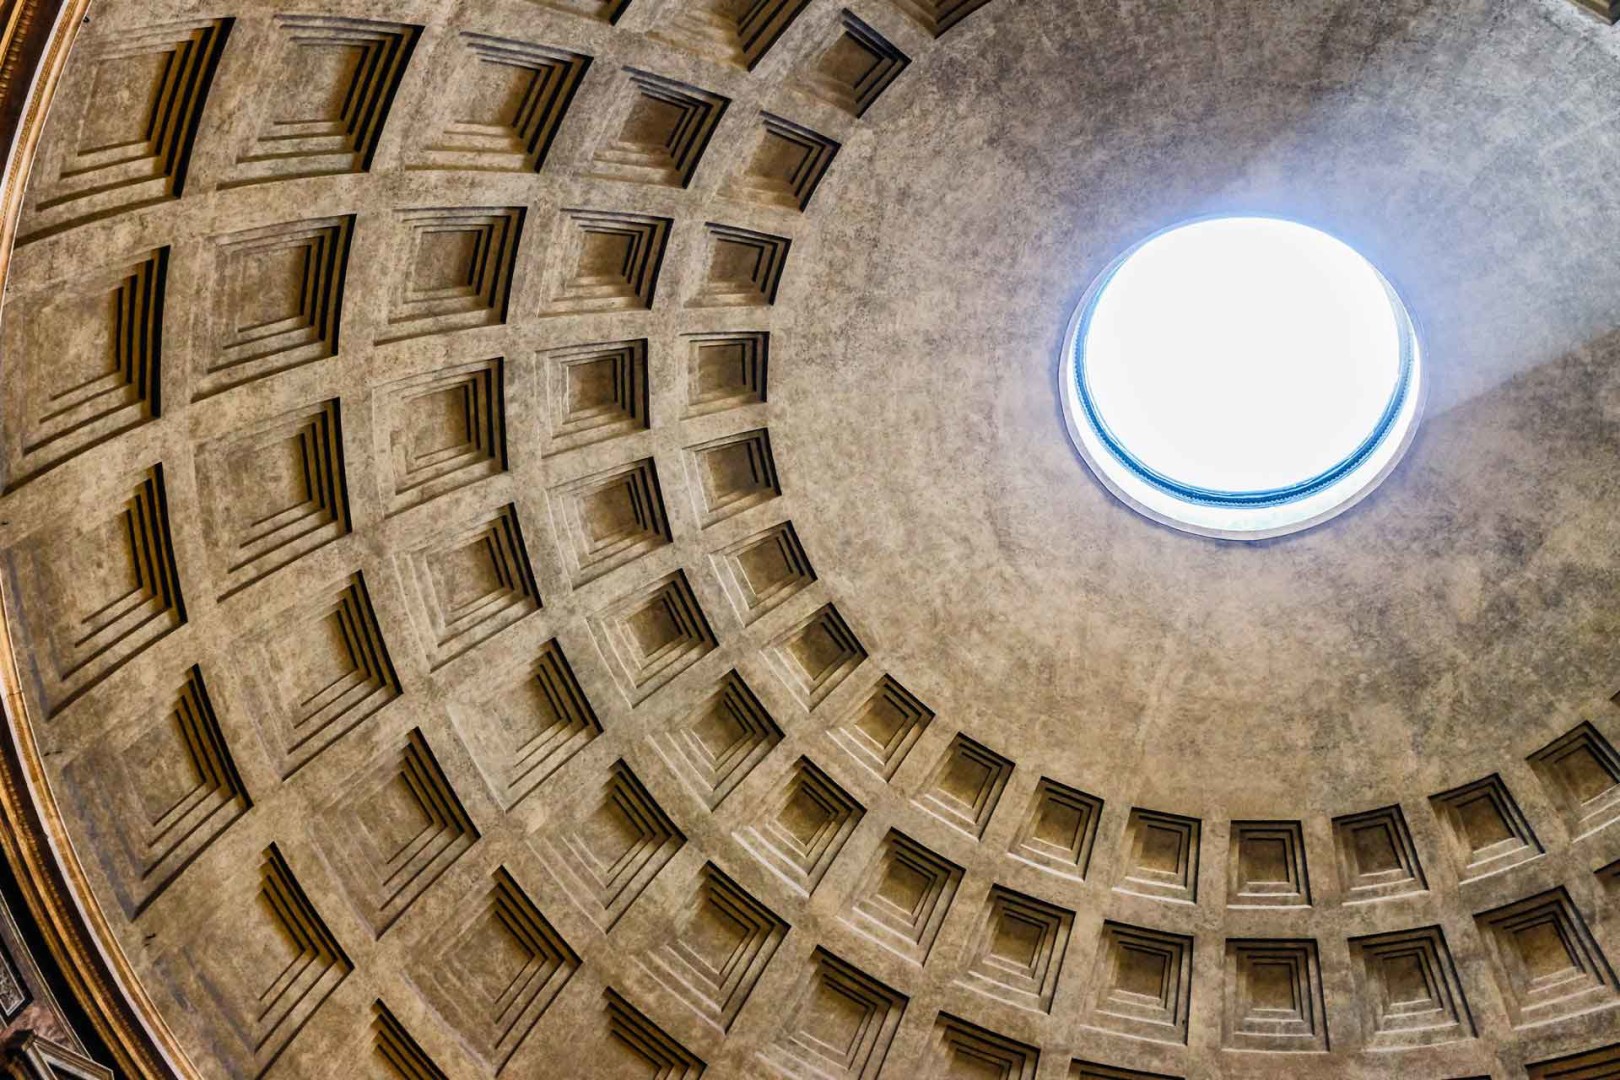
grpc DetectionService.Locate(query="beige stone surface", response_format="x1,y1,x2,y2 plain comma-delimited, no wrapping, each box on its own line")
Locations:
4,0,1620,1075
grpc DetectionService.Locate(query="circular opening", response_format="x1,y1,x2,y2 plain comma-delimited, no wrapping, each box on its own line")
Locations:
1061,216,1424,539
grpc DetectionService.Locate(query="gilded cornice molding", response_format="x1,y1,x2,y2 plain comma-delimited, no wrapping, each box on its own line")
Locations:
0,0,68,276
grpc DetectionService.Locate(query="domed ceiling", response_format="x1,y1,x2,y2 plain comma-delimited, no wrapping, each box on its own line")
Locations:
2,0,1620,1075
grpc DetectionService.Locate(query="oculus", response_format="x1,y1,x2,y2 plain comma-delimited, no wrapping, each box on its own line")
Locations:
1061,216,1422,539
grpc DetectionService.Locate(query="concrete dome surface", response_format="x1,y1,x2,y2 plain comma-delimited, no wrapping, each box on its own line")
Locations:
0,0,1616,1076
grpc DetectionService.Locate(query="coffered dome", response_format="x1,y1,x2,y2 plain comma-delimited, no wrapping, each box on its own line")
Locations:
0,0,1618,1076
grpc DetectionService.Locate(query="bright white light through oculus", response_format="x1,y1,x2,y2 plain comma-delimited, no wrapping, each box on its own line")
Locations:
1061,216,1422,539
